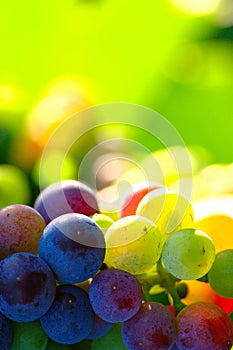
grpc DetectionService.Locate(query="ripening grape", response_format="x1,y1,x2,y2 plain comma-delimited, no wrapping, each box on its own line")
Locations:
120,181,162,218
89,268,143,323
104,215,162,275
0,204,45,259
136,188,194,237
122,302,177,350
208,250,233,298
176,302,233,350
162,228,216,280
10,320,48,350
34,180,99,224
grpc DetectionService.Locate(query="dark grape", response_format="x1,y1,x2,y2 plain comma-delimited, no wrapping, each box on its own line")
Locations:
39,213,105,283
34,180,99,224
40,284,94,344
0,252,56,322
176,302,233,350
122,302,177,350
89,268,143,323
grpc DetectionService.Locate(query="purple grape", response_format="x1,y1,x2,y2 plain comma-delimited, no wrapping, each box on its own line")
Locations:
89,268,143,323
0,312,13,349
87,314,114,339
40,284,94,344
122,302,177,350
38,213,105,283
0,252,56,322
34,180,99,224
176,302,233,350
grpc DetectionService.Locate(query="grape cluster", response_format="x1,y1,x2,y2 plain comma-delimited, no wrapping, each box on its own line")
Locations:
0,179,232,349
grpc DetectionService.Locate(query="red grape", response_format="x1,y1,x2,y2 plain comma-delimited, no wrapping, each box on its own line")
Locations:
176,302,233,350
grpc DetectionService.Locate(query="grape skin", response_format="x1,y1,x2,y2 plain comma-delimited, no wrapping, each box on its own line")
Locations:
136,188,194,236
89,268,143,323
92,213,114,235
0,204,45,259
120,181,161,218
105,215,162,275
39,213,105,283
34,180,99,224
208,249,233,298
122,302,177,350
40,285,94,345
162,228,216,280
0,252,56,322
176,302,233,350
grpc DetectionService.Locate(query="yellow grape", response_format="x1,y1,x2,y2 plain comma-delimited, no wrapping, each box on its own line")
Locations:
105,215,162,275
136,188,194,238
195,214,233,253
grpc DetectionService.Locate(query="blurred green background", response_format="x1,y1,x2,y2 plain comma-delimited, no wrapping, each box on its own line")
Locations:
0,0,233,205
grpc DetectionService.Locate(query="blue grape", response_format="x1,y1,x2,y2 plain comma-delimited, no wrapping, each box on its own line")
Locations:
40,284,94,344
122,302,177,350
0,312,13,349
34,180,99,224
39,213,105,283
87,314,114,339
0,252,56,322
89,268,143,323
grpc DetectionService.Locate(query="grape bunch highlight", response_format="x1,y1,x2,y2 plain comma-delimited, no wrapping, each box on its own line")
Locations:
0,179,232,349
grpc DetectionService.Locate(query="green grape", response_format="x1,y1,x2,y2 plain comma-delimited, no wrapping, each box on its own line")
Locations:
11,320,48,350
91,323,127,350
0,164,30,208
136,188,194,238
162,228,216,280
92,213,114,235
105,215,162,275
208,249,233,298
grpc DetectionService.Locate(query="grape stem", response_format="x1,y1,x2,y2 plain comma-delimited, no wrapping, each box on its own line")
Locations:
136,261,186,314
156,258,186,314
